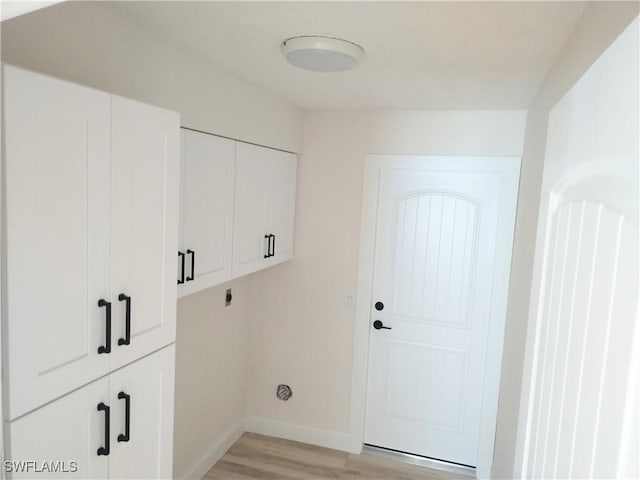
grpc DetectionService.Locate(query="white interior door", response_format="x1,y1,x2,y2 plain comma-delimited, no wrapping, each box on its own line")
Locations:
3,65,111,419
111,95,179,370
518,17,639,479
180,129,235,295
365,156,520,468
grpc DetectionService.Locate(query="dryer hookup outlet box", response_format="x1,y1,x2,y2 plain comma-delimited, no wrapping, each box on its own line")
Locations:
225,289,232,306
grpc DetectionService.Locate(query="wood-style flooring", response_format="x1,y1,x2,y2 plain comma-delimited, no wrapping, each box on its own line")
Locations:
203,433,472,479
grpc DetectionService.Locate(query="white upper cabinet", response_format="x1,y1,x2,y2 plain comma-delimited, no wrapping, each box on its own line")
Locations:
2,66,179,419
4,66,113,419
232,142,297,278
263,148,297,263
178,129,235,297
110,96,179,371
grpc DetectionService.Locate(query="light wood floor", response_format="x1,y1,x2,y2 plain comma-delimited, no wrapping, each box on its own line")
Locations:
203,433,472,479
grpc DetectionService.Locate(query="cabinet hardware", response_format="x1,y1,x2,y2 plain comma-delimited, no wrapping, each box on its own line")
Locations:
97,402,110,456
264,235,270,258
117,294,131,346
178,251,185,284
264,234,276,258
97,300,112,354
186,249,195,281
117,392,131,443
373,320,392,330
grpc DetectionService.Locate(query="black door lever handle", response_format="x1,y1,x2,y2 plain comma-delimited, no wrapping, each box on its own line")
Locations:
373,320,391,330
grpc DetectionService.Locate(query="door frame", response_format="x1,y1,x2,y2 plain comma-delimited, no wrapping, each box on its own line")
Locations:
348,155,521,479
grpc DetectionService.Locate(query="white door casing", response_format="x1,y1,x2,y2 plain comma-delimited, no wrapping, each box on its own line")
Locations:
516,17,639,479
353,155,520,478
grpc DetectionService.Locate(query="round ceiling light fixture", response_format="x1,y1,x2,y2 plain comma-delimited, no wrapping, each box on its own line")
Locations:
282,36,365,72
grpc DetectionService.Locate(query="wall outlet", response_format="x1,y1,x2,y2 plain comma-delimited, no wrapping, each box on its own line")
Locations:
225,288,232,306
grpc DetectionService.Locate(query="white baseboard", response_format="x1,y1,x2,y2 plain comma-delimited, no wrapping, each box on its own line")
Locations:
176,418,245,480
245,416,359,454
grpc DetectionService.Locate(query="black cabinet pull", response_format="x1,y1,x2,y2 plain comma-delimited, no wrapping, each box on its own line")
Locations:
264,234,275,258
186,249,195,281
264,235,270,258
97,402,110,456
97,299,111,354
117,392,131,443
117,294,131,346
177,251,185,284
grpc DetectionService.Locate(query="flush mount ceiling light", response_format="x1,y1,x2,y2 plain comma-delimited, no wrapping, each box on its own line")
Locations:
282,36,365,72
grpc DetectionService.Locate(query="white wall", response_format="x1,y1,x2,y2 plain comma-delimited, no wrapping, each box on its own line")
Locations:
246,110,527,443
1,3,303,478
492,3,640,477
0,2,301,152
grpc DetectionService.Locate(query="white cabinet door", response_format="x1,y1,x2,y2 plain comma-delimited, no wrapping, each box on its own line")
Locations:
179,129,235,296
8,346,175,480
264,149,297,265
7,376,110,480
232,142,268,277
3,65,112,420
232,142,297,278
109,346,175,480
110,96,179,371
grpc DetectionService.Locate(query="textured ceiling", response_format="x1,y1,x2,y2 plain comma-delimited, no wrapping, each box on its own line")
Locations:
103,1,586,110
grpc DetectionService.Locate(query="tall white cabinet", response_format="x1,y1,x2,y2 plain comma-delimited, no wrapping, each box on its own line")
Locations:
2,65,179,479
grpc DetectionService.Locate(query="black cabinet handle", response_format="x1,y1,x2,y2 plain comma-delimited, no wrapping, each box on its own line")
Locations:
117,392,131,443
177,251,185,284
117,294,131,346
373,320,392,330
97,402,110,456
186,249,195,281
264,235,270,259
97,299,111,354
264,234,275,258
